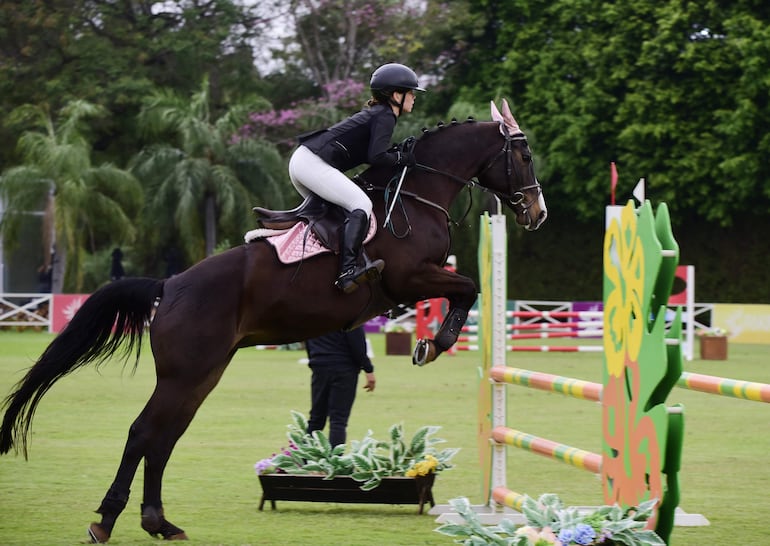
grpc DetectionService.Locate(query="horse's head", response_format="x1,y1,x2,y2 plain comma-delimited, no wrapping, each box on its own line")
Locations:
484,99,547,230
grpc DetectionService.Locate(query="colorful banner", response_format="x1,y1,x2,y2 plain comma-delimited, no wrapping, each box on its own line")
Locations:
51,294,90,333
713,304,770,344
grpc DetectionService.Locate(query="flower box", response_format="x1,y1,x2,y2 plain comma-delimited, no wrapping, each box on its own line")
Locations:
700,335,727,360
258,473,435,514
385,331,412,355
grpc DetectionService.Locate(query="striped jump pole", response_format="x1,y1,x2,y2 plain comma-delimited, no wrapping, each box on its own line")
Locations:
509,310,604,320
677,372,770,403
490,366,602,402
463,320,603,332
507,329,603,340
492,366,770,405
491,487,527,512
467,309,604,320
455,344,604,353
460,329,603,342
492,426,603,474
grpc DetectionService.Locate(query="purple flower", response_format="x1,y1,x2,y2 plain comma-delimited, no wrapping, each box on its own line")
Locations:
558,528,575,544
254,457,276,475
558,524,596,545
573,523,597,545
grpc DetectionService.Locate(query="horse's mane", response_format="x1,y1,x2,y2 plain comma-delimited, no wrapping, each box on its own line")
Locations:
415,116,480,142
357,116,488,186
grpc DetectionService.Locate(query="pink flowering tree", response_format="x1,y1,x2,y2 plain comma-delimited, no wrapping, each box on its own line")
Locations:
233,78,367,150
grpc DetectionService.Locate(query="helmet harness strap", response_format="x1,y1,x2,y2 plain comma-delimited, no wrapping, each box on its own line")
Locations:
389,91,406,116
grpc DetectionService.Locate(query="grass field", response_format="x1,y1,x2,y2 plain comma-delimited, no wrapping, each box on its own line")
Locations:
0,331,768,545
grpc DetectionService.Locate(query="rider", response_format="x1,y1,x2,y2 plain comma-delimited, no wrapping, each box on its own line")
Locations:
288,63,424,294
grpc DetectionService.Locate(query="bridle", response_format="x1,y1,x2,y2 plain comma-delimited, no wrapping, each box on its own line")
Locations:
362,123,543,237
416,126,540,204
475,127,543,218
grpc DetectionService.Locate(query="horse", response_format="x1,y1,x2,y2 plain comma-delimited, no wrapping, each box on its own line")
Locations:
0,99,546,542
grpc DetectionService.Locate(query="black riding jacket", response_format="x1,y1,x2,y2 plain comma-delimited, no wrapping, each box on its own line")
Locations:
305,329,374,373
299,104,401,172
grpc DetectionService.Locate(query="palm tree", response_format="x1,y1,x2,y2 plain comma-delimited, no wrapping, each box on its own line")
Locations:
131,76,288,266
0,101,142,292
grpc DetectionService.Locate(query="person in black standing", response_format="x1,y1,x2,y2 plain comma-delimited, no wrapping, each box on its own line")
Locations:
305,326,376,447
110,248,125,281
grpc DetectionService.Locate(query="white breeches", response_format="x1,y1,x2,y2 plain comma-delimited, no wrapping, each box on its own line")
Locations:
288,145,373,216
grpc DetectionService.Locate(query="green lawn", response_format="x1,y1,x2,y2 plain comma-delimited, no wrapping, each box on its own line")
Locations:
0,331,768,545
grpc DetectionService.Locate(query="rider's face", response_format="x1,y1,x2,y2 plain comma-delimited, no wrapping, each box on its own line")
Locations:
392,90,415,115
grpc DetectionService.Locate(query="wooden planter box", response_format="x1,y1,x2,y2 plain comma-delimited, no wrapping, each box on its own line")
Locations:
258,473,435,514
700,335,728,360
385,332,413,355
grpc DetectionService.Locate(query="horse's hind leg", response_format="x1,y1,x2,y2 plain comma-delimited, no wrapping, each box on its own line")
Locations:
87,408,153,543
87,363,227,543
139,366,230,540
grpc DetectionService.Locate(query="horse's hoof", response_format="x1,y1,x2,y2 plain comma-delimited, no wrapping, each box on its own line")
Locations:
141,505,162,534
87,522,110,543
412,339,435,366
141,505,188,540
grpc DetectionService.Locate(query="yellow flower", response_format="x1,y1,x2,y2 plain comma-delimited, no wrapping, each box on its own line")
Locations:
603,203,644,377
406,455,438,476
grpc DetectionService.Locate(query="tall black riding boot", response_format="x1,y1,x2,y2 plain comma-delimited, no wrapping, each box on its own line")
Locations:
334,209,385,294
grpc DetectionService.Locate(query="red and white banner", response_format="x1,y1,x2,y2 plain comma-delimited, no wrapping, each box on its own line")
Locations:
51,294,90,333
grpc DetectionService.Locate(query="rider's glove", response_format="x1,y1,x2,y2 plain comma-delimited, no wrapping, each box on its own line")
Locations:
397,151,417,167
396,136,417,167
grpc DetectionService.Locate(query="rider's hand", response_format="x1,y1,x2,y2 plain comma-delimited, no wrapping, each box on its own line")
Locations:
398,151,417,167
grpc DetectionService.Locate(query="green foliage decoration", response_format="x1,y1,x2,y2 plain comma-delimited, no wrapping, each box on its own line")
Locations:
435,494,665,546
262,410,458,491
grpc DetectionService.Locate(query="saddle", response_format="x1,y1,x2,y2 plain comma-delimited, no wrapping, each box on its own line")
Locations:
247,195,376,264
253,195,344,251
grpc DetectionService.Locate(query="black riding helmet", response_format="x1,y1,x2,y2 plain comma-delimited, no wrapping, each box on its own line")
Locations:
370,63,425,114
370,63,425,93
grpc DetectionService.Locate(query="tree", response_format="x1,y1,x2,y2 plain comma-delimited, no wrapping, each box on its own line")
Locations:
451,0,770,226
0,100,142,292
0,0,269,167
131,77,288,267
257,0,429,98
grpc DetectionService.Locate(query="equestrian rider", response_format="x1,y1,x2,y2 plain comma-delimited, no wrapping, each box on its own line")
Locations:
288,63,424,294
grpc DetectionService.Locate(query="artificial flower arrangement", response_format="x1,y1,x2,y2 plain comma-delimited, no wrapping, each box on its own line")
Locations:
255,411,458,490
383,320,414,333
695,326,729,337
435,494,665,546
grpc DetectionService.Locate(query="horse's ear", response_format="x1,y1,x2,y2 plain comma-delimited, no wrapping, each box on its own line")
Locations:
491,99,520,135
490,100,503,124
501,98,521,134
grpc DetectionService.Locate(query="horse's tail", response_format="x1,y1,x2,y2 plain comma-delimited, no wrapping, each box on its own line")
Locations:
0,277,164,458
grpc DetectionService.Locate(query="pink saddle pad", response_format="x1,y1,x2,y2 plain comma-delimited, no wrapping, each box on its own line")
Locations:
265,214,378,264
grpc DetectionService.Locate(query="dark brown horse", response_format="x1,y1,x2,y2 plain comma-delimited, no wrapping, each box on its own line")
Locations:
0,100,546,542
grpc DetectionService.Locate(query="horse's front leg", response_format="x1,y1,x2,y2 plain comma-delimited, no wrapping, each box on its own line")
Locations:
411,268,478,366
